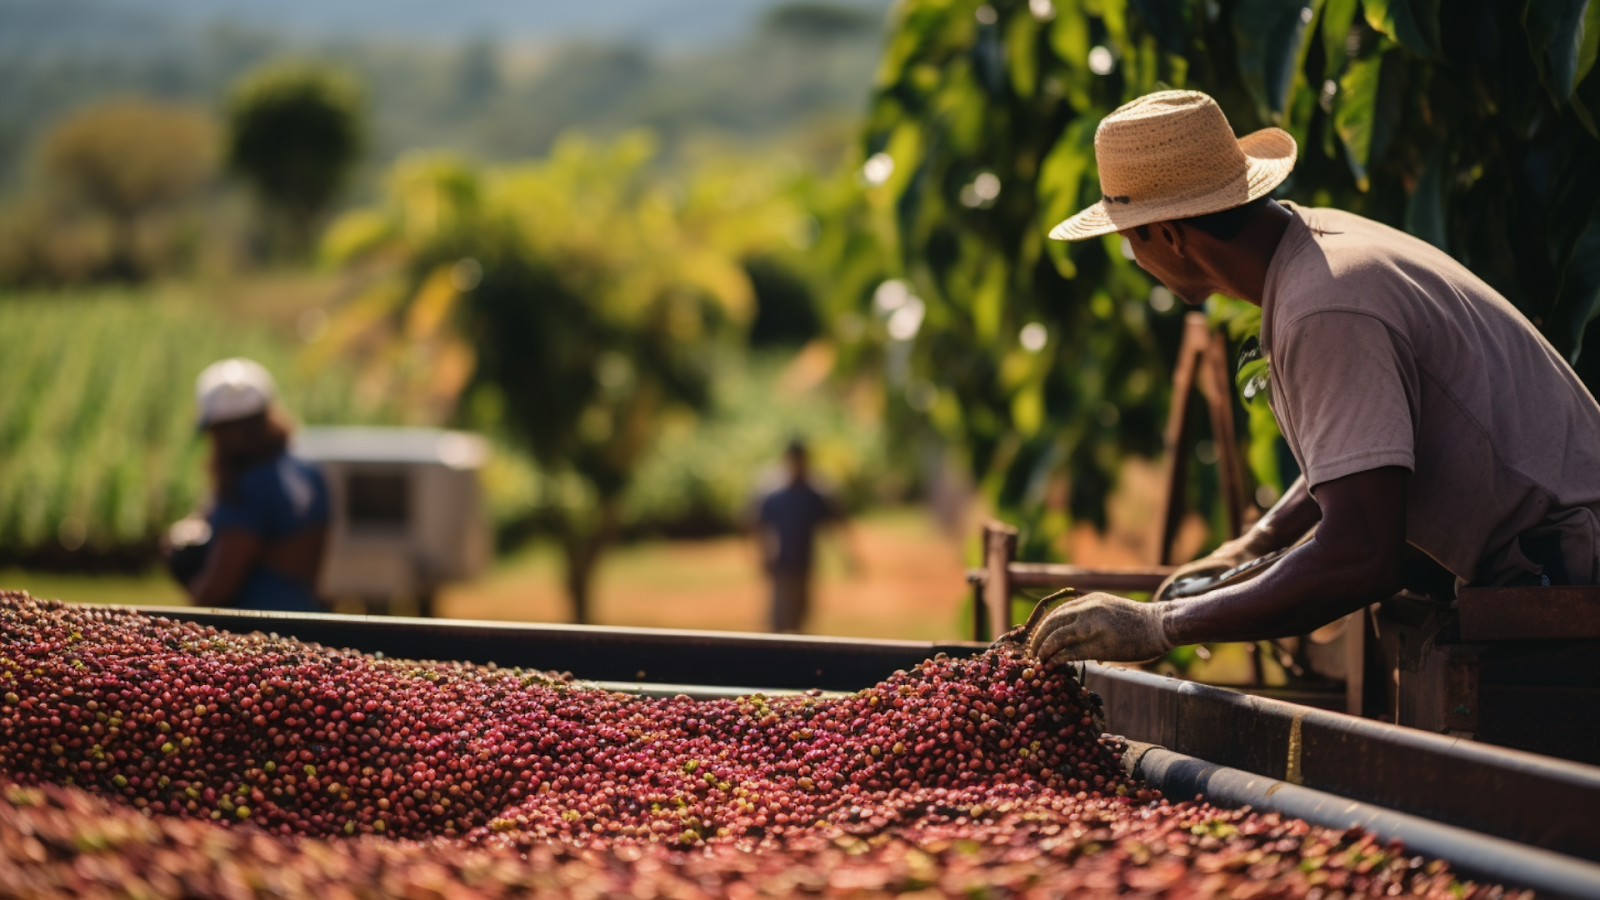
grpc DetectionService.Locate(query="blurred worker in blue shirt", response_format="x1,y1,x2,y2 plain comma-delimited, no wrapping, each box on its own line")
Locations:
752,439,858,633
167,358,329,611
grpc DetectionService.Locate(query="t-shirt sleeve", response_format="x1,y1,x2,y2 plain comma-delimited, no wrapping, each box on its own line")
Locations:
1275,309,1418,487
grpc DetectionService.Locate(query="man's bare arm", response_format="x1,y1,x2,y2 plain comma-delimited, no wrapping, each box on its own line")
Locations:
1247,474,1320,554
1164,467,1407,644
1154,474,1322,600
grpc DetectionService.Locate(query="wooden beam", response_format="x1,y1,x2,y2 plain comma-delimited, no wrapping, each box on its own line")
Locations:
1457,585,1600,641
1007,562,1173,594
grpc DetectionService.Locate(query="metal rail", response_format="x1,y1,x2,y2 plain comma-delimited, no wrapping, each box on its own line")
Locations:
136,606,983,693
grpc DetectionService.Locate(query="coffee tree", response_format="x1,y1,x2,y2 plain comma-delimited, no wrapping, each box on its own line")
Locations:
843,0,1600,558
323,134,807,622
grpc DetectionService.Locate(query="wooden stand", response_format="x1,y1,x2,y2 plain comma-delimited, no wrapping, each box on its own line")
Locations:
1350,585,1600,765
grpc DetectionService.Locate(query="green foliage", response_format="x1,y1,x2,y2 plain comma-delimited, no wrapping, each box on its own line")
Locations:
0,289,393,566
849,0,1600,559
226,63,365,257
37,99,216,280
325,134,812,620
623,353,890,533
484,353,889,541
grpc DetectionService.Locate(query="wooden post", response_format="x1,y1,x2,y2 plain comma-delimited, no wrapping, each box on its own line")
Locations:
1158,312,1251,564
982,520,1019,640
1199,326,1248,540
970,573,989,642
1343,611,1365,716
1158,314,1211,564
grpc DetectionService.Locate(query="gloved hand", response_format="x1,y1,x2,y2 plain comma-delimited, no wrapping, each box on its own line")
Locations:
1025,592,1175,663
1153,531,1267,602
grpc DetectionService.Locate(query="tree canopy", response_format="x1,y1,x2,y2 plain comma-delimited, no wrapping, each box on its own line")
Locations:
838,0,1600,559
225,62,365,258
40,98,215,279
323,134,810,621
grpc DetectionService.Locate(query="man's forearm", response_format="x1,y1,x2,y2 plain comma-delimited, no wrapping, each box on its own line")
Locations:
1164,530,1397,644
1247,475,1320,553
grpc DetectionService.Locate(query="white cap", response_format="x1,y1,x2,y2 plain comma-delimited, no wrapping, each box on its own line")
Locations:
195,358,277,428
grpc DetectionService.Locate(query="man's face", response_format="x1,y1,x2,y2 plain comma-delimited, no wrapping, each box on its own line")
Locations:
1119,224,1214,306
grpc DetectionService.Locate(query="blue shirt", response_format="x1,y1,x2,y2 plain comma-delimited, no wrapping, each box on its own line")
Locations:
758,481,840,575
208,453,329,611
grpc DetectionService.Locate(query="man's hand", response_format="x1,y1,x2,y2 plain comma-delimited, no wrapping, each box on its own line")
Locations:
1154,475,1323,601
1025,592,1175,663
1153,532,1264,601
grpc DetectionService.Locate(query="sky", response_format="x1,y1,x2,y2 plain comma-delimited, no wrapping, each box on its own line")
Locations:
85,0,881,45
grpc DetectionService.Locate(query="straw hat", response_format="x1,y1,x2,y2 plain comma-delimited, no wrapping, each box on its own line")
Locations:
1049,90,1297,241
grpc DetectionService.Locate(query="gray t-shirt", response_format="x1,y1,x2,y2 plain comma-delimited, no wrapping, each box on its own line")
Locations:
1261,206,1600,587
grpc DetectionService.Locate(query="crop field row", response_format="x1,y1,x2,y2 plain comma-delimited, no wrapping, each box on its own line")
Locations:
0,292,392,564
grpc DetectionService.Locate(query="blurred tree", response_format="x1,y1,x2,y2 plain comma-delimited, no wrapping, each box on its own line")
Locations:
847,0,1600,561
746,255,823,346
225,62,364,259
761,3,883,41
322,135,808,622
39,98,215,280
453,38,502,108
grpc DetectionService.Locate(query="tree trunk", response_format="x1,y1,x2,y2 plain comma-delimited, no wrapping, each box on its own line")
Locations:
560,499,620,625
106,213,141,282
563,539,597,625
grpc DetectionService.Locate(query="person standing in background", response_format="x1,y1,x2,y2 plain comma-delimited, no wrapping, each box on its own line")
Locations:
170,358,330,612
752,439,859,633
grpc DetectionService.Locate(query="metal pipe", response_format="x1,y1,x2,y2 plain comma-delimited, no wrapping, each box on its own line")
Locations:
1126,741,1600,900
1087,663,1600,861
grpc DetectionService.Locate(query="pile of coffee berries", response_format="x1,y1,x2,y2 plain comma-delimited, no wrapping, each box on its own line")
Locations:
0,591,1517,900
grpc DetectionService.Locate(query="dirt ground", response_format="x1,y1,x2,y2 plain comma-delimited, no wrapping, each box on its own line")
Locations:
436,508,974,641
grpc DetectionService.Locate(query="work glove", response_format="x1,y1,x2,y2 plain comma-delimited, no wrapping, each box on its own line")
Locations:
1025,592,1175,664
1153,531,1265,602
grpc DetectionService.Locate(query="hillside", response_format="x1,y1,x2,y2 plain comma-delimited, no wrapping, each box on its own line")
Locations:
0,0,889,188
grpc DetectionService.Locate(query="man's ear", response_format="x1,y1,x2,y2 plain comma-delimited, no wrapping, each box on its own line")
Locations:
1158,220,1188,256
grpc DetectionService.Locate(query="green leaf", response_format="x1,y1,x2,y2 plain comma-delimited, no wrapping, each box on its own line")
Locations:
1235,336,1271,405
1524,0,1594,105
1320,0,1360,79
1049,0,1094,107
1574,63,1600,137
1007,13,1040,99
1233,0,1316,121
1011,384,1045,437
1334,45,1385,189
1127,0,1191,54
973,256,1008,343
1583,0,1600,83
1547,212,1600,362
1363,0,1440,57
1085,0,1131,55
1403,139,1448,250
1037,120,1096,278
972,14,1008,97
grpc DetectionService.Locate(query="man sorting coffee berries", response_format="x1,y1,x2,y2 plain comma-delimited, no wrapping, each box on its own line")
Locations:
1027,90,1600,665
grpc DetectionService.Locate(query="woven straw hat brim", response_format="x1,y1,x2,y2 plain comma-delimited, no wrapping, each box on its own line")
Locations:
1049,127,1297,242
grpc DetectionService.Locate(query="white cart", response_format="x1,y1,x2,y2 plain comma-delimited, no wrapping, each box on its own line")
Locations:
293,427,491,616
